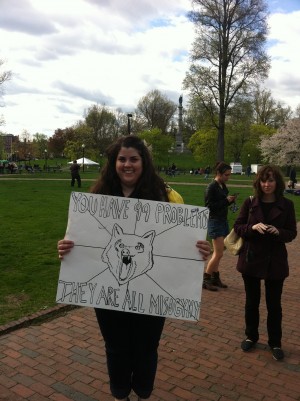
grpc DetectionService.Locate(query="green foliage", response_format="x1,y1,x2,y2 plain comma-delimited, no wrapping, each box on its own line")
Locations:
64,140,83,161
224,98,253,162
188,128,217,166
250,124,276,141
83,104,120,155
32,133,48,159
138,128,174,164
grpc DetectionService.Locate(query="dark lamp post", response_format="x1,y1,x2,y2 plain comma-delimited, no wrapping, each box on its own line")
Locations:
127,113,132,135
82,144,85,172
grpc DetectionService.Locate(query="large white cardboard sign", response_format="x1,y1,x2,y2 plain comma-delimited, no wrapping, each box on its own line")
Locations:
56,192,209,321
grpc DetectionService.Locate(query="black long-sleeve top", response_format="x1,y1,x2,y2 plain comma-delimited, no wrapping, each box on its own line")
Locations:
205,180,230,221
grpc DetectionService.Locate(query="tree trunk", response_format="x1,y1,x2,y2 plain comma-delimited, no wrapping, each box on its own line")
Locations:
217,109,225,161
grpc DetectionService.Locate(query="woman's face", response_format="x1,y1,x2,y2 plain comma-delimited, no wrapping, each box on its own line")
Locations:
260,172,276,195
218,169,231,183
115,146,143,189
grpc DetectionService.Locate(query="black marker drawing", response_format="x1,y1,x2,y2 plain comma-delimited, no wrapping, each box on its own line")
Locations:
56,192,209,321
102,223,155,285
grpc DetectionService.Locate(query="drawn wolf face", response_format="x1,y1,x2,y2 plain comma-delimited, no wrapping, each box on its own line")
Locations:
101,224,156,285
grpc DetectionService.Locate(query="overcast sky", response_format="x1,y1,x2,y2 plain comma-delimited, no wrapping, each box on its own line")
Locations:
1,0,300,137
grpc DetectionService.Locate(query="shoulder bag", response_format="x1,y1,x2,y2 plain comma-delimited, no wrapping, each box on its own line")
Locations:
224,196,253,256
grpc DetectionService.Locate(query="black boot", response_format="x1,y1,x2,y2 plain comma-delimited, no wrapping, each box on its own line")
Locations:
211,271,228,288
202,273,218,291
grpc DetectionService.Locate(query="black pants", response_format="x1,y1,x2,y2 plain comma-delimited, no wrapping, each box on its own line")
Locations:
71,174,81,187
95,308,165,399
242,274,284,348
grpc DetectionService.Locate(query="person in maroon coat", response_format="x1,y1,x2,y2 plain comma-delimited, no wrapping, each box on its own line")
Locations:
233,165,297,361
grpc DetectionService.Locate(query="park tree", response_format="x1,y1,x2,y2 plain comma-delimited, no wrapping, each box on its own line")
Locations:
243,123,275,165
138,128,174,167
225,96,253,162
136,90,177,134
188,128,217,168
73,121,93,146
48,127,75,157
17,129,34,161
184,97,214,138
84,104,119,152
32,133,49,159
183,0,270,161
253,86,292,128
63,140,83,162
259,118,300,166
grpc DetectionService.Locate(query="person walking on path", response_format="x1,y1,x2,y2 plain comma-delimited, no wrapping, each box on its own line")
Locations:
289,166,297,189
70,160,81,188
233,165,297,360
246,165,251,177
204,166,210,179
58,135,211,401
203,161,237,291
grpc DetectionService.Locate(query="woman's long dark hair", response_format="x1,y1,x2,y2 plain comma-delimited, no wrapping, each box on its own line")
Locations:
253,165,285,199
90,135,168,201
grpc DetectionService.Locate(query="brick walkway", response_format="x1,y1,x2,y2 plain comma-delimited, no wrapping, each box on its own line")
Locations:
0,226,299,401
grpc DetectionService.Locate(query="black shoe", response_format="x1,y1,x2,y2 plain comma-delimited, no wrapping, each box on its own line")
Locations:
211,271,228,288
241,338,256,352
203,273,218,291
271,347,284,361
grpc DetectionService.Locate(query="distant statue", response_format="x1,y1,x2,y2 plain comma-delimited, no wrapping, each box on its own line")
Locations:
179,95,183,106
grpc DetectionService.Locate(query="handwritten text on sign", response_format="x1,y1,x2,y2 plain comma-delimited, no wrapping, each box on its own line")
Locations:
56,192,209,321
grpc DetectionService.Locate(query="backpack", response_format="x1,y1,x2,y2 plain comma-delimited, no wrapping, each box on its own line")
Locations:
165,184,184,204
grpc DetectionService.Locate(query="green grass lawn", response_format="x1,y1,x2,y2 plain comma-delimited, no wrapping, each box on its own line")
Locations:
0,174,299,325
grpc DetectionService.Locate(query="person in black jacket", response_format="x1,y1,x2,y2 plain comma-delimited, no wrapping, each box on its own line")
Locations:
203,162,237,291
70,160,81,188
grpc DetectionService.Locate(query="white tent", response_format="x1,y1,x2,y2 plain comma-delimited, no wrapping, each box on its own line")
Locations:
68,157,99,165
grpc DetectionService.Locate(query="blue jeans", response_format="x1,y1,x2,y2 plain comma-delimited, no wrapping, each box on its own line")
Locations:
95,308,165,399
242,275,284,348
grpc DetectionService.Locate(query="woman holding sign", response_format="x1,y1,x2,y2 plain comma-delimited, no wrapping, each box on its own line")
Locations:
58,135,211,401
